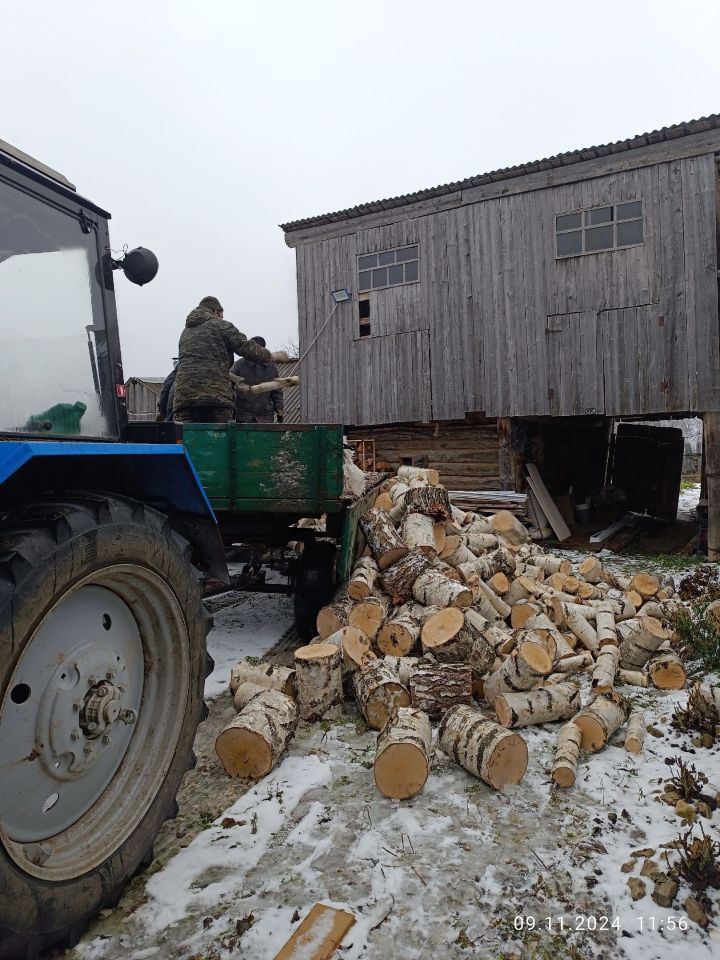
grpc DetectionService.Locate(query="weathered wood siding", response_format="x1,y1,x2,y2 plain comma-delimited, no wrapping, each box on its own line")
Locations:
295,153,719,423
348,419,500,491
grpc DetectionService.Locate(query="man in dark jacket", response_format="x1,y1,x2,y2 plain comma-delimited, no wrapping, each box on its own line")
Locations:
156,364,177,421
173,296,273,423
232,336,285,423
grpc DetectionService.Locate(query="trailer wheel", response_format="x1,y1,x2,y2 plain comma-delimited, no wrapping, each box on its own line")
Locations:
293,541,336,641
0,495,211,960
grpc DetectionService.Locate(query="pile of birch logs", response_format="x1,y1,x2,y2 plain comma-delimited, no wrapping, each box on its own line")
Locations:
216,465,690,797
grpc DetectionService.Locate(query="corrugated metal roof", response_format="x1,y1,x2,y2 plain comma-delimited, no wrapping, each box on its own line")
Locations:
277,358,300,423
280,113,720,233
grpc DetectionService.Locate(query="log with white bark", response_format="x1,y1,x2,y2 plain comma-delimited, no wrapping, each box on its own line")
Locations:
525,614,574,660
551,721,582,787
647,651,686,690
482,635,553,704
473,547,518,580
216,690,297,778
504,577,532,606
439,534,462,561
466,528,499,554
379,548,433,604
353,659,411,729
487,510,530,546
573,691,629,752
627,589,643,609
484,623,516,654
377,605,421,657
374,707,432,799
554,652,593,673
400,512,437,556
551,600,597,628
294,643,344,722
616,668,649,687
439,705,528,789
577,556,605,584
443,539,477,569
591,644,621,694
397,465,440,486
316,596,354,639
318,625,375,671
348,593,390,639
629,573,660,599
489,572,510,595
231,374,299,395
233,681,267,713
347,557,379,600
404,485,452,521
431,558,465,583
474,579,512,620
618,616,671,669
576,582,606,601
373,491,393,512
534,556,572,576
510,600,544,630
433,523,447,554
691,683,720,713
563,576,580,594
391,655,423,686
521,564,545,583
566,608,599,652
546,572,569,591
624,710,646,753
494,681,581,729
410,663,472,718
412,568,473,608
229,659,297,698
472,589,502,623
360,507,409,570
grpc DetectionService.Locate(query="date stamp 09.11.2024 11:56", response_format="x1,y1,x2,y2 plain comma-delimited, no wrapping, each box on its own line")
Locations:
513,915,689,934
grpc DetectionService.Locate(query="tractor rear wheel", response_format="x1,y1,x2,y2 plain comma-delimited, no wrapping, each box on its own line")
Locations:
0,495,210,959
293,540,336,640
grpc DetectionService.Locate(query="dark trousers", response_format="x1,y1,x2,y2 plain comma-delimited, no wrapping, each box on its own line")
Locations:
175,406,233,423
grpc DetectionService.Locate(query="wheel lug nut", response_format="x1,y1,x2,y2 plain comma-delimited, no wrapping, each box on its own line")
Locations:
84,744,93,755
102,734,112,745
87,675,97,685
70,729,81,740
106,670,115,680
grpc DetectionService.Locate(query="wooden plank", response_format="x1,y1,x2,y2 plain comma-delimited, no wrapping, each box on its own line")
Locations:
272,903,356,960
525,464,571,541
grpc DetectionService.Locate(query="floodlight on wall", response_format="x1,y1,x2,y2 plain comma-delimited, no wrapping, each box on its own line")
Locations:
331,288,352,303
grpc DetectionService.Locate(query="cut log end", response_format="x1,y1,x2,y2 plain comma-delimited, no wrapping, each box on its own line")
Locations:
216,728,273,778
374,741,429,800
485,732,529,789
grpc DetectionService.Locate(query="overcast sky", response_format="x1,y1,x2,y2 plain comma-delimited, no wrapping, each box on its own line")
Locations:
3,0,719,377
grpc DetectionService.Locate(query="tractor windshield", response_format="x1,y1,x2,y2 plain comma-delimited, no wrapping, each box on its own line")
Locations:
0,176,118,438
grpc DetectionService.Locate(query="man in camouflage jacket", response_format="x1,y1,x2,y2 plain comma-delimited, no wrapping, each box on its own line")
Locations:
173,296,273,423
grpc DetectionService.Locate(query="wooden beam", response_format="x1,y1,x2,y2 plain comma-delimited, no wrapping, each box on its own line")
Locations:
704,412,720,561
272,904,356,960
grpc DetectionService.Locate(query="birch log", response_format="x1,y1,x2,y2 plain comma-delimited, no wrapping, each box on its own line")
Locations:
511,600,544,630
320,625,374,671
482,638,553,705
487,511,530,546
412,569,473,608
397,465,440,486
232,681,267,713
410,663,472,718
624,710,646,753
391,655,423,687
316,596,354,639
566,608,599,652
377,605,421,656
494,681,581,729
347,557,379,600
595,604,618,647
229,660,297,698
380,548,433,604
216,690,297,778
404,485,452,520
353,659,411,729
629,573,660,599
489,572,510,595
535,556,572,576
474,579,512,619
374,707,432,799
554,652,593,673
573,692,629,752
400,513,437,556
647,652,687,689
578,556,605,583
349,592,390,639
360,508,409,570
443,540,477,569
294,643,344,722
616,668,649,687
439,705,528,789
591,645,621,694
466,529,499,554
552,721,582,787
619,616,671,669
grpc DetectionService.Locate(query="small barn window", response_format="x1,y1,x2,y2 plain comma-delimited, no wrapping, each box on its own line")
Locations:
358,244,419,292
555,201,643,258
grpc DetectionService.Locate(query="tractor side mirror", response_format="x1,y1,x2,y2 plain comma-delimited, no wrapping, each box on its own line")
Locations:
113,247,159,286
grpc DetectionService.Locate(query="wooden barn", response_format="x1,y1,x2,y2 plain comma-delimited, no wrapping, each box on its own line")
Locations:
281,114,720,555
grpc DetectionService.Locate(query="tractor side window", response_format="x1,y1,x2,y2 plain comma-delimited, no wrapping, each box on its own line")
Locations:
0,178,116,437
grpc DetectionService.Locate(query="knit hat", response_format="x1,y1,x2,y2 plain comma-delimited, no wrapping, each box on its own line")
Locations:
198,295,223,312
251,336,267,347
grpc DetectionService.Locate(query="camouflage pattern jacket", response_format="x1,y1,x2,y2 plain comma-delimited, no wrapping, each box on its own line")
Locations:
173,307,272,410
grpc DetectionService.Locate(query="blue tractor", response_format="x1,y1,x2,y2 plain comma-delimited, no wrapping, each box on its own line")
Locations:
0,140,228,958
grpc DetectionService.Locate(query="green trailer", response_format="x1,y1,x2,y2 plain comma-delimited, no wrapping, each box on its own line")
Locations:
180,422,379,636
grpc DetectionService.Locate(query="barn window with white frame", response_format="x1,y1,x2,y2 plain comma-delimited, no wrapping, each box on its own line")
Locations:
358,244,419,292
555,201,643,257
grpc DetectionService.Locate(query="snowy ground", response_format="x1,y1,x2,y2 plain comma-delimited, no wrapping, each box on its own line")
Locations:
67,547,720,960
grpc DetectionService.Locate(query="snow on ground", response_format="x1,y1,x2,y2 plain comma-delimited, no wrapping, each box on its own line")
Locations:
204,591,294,698
678,483,701,522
